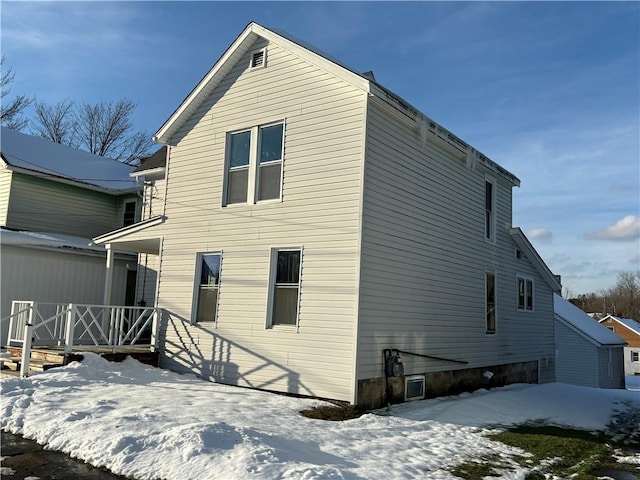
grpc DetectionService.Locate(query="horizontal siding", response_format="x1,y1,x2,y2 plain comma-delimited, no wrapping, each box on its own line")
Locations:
356,98,556,381
4,172,130,237
555,320,598,387
597,347,625,389
0,169,11,226
155,37,366,402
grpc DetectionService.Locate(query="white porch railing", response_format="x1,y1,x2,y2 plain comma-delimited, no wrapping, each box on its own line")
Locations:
5,300,161,377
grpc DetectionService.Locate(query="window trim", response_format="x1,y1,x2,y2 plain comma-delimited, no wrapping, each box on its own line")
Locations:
631,351,639,363
485,271,497,335
516,275,535,312
266,246,302,330
222,121,285,207
191,252,222,325
404,374,426,401
123,199,137,227
484,177,496,243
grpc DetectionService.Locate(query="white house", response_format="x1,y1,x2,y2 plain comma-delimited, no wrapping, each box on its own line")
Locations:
0,128,141,345
599,315,640,376
554,294,626,389
94,22,561,408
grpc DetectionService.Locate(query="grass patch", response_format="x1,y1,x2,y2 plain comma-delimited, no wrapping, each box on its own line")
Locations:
299,402,365,421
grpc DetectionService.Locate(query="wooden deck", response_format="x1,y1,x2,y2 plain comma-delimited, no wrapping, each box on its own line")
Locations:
1,345,159,377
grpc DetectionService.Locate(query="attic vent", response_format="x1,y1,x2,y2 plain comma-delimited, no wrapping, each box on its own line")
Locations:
515,248,522,259
405,375,425,401
250,48,266,69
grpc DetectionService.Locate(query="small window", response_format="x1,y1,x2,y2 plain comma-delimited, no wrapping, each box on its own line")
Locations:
250,48,266,69
485,179,495,242
257,124,284,201
194,253,221,323
607,326,615,332
268,249,301,327
517,277,534,311
486,272,496,334
515,248,522,260
123,200,136,227
632,351,639,362
405,375,425,401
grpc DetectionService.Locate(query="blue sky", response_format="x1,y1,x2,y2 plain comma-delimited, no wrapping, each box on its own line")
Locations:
2,1,638,295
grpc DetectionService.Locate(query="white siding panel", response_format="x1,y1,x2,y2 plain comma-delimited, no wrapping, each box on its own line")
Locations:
0,169,11,226
555,319,598,387
356,98,556,381
156,38,366,402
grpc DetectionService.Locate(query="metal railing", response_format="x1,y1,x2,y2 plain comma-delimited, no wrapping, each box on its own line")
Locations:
5,300,161,377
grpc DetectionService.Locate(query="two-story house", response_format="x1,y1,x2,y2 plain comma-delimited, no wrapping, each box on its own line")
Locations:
1,127,141,344
94,22,561,408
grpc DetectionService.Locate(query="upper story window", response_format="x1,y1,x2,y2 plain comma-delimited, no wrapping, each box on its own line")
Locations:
485,179,495,242
194,253,221,323
486,272,496,334
224,122,284,206
517,276,534,311
123,200,137,227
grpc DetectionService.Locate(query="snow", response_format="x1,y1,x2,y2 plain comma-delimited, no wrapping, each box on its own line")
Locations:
1,355,638,480
0,229,102,252
554,293,626,345
1,127,138,191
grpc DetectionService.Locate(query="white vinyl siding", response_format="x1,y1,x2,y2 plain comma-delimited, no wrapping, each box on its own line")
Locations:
555,319,599,387
0,169,11,227
356,97,555,382
155,38,366,402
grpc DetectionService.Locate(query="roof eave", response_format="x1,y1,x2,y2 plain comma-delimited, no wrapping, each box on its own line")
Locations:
510,227,561,292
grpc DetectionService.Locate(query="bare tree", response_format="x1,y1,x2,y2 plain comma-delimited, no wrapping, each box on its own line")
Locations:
604,270,640,319
1,56,31,131
73,99,153,165
32,98,76,145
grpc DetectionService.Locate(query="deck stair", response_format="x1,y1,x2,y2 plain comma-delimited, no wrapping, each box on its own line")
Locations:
2,347,79,375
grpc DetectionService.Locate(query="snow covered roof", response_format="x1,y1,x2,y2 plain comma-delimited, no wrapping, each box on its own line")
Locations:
1,127,139,193
554,294,627,346
599,315,640,336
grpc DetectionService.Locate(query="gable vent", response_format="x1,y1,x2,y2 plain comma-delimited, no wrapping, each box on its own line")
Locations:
250,49,265,69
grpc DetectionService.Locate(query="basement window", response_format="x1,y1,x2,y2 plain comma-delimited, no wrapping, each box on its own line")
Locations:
405,375,425,401
250,48,266,69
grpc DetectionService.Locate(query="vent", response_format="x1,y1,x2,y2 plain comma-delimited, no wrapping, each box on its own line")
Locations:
515,248,522,259
405,375,425,401
250,49,265,69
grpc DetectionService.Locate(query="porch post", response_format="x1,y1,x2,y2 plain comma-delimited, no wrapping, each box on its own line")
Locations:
103,244,115,306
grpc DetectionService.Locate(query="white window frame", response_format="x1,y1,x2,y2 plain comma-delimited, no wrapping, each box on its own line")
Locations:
485,271,497,335
484,177,496,243
192,252,222,325
516,275,535,312
266,247,302,330
632,351,639,363
249,47,267,70
404,374,426,401
222,121,285,206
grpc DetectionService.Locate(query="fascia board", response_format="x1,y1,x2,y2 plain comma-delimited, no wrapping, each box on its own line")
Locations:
93,215,166,245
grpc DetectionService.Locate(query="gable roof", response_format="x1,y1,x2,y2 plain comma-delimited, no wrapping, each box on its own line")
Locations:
153,22,519,187
1,127,139,193
554,294,627,347
599,315,640,336
131,146,166,175
509,227,561,293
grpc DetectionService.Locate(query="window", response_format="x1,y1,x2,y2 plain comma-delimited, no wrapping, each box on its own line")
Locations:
123,200,136,227
194,253,221,323
405,375,425,401
632,351,639,363
486,272,496,334
224,122,284,205
485,179,495,241
250,48,266,69
268,249,301,327
517,277,534,311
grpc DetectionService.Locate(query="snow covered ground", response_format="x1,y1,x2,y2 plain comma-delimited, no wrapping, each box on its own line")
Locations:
1,354,638,480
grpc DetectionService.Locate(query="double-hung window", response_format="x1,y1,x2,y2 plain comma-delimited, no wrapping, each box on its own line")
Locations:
268,248,301,327
194,253,221,323
485,179,495,242
486,272,496,334
224,122,284,205
517,276,534,311
123,200,137,227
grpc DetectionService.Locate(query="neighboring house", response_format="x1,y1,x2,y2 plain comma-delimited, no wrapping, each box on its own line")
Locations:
0,127,142,344
554,294,626,389
94,22,561,408
599,315,640,376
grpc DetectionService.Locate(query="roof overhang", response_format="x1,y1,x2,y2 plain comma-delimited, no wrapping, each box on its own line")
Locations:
555,313,627,347
92,215,165,254
510,227,561,293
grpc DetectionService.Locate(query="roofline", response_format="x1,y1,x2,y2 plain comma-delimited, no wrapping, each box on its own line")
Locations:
555,313,627,347
510,227,561,292
599,315,640,335
93,215,166,244
129,166,166,179
3,160,140,195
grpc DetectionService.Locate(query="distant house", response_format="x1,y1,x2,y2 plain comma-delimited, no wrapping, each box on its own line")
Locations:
554,294,626,388
94,22,561,408
599,315,640,376
0,127,142,344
